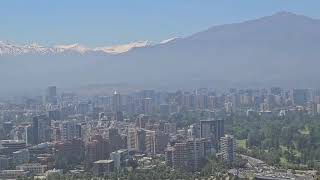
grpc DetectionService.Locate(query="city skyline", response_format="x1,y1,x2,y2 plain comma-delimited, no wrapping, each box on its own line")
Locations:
0,85,318,179
1,1,320,179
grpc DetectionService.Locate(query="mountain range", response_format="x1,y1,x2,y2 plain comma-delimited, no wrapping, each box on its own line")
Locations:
1,11,320,95
0,39,176,56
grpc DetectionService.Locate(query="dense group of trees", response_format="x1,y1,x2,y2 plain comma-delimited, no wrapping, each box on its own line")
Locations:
229,112,320,169
103,156,228,180
17,157,228,180
12,109,320,179
56,155,229,179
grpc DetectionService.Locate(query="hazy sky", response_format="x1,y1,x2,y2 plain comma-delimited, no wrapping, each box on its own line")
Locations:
1,0,320,47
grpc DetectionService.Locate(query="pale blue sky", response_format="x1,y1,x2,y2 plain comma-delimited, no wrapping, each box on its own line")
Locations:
1,0,320,47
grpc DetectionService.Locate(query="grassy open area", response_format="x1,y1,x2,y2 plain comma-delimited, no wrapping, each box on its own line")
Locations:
279,145,301,158
280,157,289,166
299,126,310,135
236,139,247,149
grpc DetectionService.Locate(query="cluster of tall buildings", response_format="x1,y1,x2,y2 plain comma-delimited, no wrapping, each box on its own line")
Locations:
164,117,234,171
0,86,319,178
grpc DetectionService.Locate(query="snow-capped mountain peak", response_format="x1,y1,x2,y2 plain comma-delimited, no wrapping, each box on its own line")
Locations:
94,40,152,54
0,41,51,55
54,44,89,54
160,37,178,44
0,38,177,56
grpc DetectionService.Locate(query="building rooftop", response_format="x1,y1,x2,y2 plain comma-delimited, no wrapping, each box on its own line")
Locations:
0,140,25,144
115,149,128,153
93,160,114,164
200,119,215,122
17,163,46,167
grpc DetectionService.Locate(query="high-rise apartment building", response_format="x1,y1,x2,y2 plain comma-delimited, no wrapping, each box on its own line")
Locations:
293,89,308,106
165,138,206,171
112,91,121,113
143,98,153,115
220,135,236,164
186,138,205,171
164,123,176,135
145,130,156,155
200,119,224,150
172,142,188,170
127,128,137,151
32,115,51,144
59,120,81,141
45,86,57,105
135,129,146,153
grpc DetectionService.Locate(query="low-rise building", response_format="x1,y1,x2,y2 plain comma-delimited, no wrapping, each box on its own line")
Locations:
0,156,10,170
13,149,30,166
16,163,47,175
0,170,29,179
45,168,63,177
110,149,128,170
91,160,114,176
0,140,26,154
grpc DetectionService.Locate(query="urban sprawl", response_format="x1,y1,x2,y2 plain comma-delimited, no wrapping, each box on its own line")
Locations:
0,87,318,179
